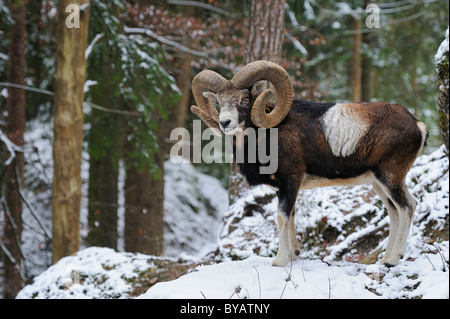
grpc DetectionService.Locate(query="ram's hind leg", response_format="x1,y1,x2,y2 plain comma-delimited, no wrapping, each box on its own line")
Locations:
372,182,399,264
389,182,416,266
376,179,416,267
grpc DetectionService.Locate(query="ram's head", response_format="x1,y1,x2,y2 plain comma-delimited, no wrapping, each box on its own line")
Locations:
191,60,294,135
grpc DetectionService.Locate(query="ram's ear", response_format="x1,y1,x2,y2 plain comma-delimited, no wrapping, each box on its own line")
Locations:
250,80,268,96
202,91,217,101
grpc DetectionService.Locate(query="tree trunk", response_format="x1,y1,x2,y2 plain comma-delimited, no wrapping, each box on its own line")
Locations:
229,0,286,204
122,2,191,255
2,0,26,299
52,0,90,264
244,0,286,65
167,52,192,143
87,68,122,250
361,31,372,102
351,16,362,102
123,74,178,255
124,155,164,256
436,32,449,157
87,113,121,249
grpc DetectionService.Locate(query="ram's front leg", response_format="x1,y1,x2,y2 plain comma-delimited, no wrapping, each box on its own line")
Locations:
273,210,291,267
288,208,301,258
272,175,301,267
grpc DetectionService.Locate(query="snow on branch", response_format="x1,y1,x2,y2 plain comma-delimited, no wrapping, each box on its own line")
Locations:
123,26,235,71
0,129,23,166
286,32,308,56
124,26,209,58
85,33,104,60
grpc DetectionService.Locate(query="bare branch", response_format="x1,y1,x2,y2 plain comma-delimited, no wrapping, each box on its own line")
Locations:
167,0,234,17
83,102,142,117
0,198,27,281
16,177,52,241
0,82,142,117
0,82,53,97
0,241,26,282
328,277,332,299
123,26,237,72
124,26,209,58
253,266,261,299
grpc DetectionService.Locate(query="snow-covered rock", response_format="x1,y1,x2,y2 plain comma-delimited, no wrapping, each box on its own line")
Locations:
16,247,166,299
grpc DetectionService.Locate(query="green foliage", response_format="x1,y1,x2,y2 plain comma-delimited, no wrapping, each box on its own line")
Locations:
86,0,181,174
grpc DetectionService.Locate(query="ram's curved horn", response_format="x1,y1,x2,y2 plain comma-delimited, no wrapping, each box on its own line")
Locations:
191,70,228,135
231,60,293,128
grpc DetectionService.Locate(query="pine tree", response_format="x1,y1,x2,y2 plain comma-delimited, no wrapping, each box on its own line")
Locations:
85,1,180,253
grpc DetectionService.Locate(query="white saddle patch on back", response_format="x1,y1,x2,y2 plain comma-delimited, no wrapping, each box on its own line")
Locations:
320,103,369,157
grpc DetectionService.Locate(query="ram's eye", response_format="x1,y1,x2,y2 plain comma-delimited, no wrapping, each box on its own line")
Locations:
243,95,249,103
213,100,219,108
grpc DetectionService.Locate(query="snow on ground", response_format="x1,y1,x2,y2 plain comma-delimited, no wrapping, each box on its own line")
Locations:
16,242,449,299
15,145,449,299
141,244,448,299
141,256,378,299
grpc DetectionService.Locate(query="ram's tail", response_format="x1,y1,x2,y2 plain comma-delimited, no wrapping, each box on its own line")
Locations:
416,121,429,156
